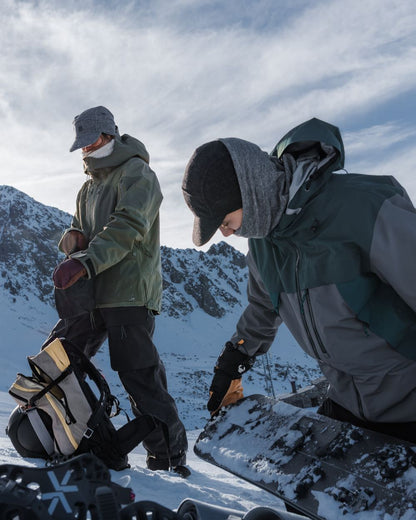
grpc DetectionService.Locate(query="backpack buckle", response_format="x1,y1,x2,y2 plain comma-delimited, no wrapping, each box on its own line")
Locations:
84,427,94,439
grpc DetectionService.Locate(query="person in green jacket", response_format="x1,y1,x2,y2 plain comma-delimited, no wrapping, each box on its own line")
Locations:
182,117,416,443
47,106,189,476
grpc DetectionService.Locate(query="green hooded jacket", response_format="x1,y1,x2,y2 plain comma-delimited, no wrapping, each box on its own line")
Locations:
227,118,416,424
61,134,163,312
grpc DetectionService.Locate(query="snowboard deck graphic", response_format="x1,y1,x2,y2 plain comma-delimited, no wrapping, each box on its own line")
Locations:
194,394,416,520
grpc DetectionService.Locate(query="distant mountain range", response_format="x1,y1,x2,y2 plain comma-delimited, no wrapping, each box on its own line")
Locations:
0,185,320,429
0,184,248,318
0,185,69,305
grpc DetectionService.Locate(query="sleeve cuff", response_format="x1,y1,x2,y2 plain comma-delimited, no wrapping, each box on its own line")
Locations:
70,252,96,278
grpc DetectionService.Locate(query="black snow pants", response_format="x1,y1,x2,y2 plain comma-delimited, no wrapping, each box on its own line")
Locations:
318,397,416,444
43,306,188,466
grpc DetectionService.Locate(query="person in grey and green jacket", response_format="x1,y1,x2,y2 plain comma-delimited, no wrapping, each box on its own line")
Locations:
45,106,189,476
182,117,416,442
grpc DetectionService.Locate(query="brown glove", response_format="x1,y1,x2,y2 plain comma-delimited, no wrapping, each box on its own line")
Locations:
53,258,87,289
208,378,244,416
60,230,88,256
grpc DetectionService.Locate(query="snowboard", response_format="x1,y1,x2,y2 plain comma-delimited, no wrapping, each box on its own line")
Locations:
194,394,416,520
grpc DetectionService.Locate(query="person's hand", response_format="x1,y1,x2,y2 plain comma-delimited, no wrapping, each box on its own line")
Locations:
207,371,244,415
207,341,254,415
60,230,88,256
53,258,87,289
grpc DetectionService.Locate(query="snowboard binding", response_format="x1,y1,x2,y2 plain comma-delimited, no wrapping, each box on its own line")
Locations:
0,453,133,520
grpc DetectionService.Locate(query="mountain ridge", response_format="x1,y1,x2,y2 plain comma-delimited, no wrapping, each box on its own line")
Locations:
0,184,320,429
0,184,248,318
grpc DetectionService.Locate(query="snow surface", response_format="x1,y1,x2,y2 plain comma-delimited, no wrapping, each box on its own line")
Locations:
0,392,283,516
0,282,317,517
2,267,416,518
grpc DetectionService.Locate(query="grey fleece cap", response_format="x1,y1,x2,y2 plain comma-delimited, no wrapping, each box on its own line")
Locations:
69,106,116,152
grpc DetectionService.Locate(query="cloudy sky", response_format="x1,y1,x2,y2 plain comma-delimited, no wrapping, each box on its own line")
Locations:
1,0,415,252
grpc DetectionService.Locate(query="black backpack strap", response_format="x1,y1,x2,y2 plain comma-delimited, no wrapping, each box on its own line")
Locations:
27,367,76,423
116,415,156,456
86,394,122,436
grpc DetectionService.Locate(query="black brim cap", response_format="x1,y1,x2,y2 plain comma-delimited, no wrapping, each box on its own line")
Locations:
182,140,242,246
192,213,224,247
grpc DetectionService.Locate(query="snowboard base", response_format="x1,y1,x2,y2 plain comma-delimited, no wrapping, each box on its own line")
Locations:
194,394,416,520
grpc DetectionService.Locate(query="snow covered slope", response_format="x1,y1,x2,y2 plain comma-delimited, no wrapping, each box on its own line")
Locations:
0,184,320,429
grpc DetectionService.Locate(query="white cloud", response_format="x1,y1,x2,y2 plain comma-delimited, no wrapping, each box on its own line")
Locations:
344,124,416,157
0,0,415,250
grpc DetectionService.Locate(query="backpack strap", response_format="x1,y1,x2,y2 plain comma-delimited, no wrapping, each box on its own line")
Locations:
37,339,155,458
116,415,156,456
26,409,55,456
28,367,76,423
60,339,113,407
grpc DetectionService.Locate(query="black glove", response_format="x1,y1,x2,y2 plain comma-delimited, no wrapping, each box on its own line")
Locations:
207,341,254,414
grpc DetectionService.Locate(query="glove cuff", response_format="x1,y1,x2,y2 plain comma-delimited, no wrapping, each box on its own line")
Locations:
215,341,254,379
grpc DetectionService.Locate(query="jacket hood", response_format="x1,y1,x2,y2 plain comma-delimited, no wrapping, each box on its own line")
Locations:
220,138,291,239
271,117,345,171
83,134,149,175
269,118,346,220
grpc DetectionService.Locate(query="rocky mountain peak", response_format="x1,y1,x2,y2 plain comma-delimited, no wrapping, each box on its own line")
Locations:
0,185,248,318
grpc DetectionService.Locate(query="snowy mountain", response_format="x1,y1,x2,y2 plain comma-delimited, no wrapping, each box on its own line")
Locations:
0,185,69,306
0,184,320,429
0,184,324,515
0,184,245,318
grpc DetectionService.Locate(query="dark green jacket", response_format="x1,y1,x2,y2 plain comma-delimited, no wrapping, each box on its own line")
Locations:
61,134,163,312
231,118,416,423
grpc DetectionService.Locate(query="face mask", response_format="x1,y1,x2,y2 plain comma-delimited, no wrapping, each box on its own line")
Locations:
82,139,115,159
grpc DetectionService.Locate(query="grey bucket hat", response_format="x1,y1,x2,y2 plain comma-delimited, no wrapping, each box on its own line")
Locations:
69,106,116,152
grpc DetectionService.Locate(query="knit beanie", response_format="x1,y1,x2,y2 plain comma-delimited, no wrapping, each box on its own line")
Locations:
182,141,242,246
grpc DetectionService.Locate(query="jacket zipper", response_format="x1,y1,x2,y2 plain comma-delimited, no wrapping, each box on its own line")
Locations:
289,240,320,360
305,289,328,355
352,378,366,419
288,240,327,358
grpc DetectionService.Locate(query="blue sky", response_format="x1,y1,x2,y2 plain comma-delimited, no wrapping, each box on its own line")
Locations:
1,0,415,251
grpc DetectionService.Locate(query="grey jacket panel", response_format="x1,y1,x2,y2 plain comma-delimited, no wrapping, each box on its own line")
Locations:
281,285,416,423
370,193,416,312
230,252,281,357
232,253,416,423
